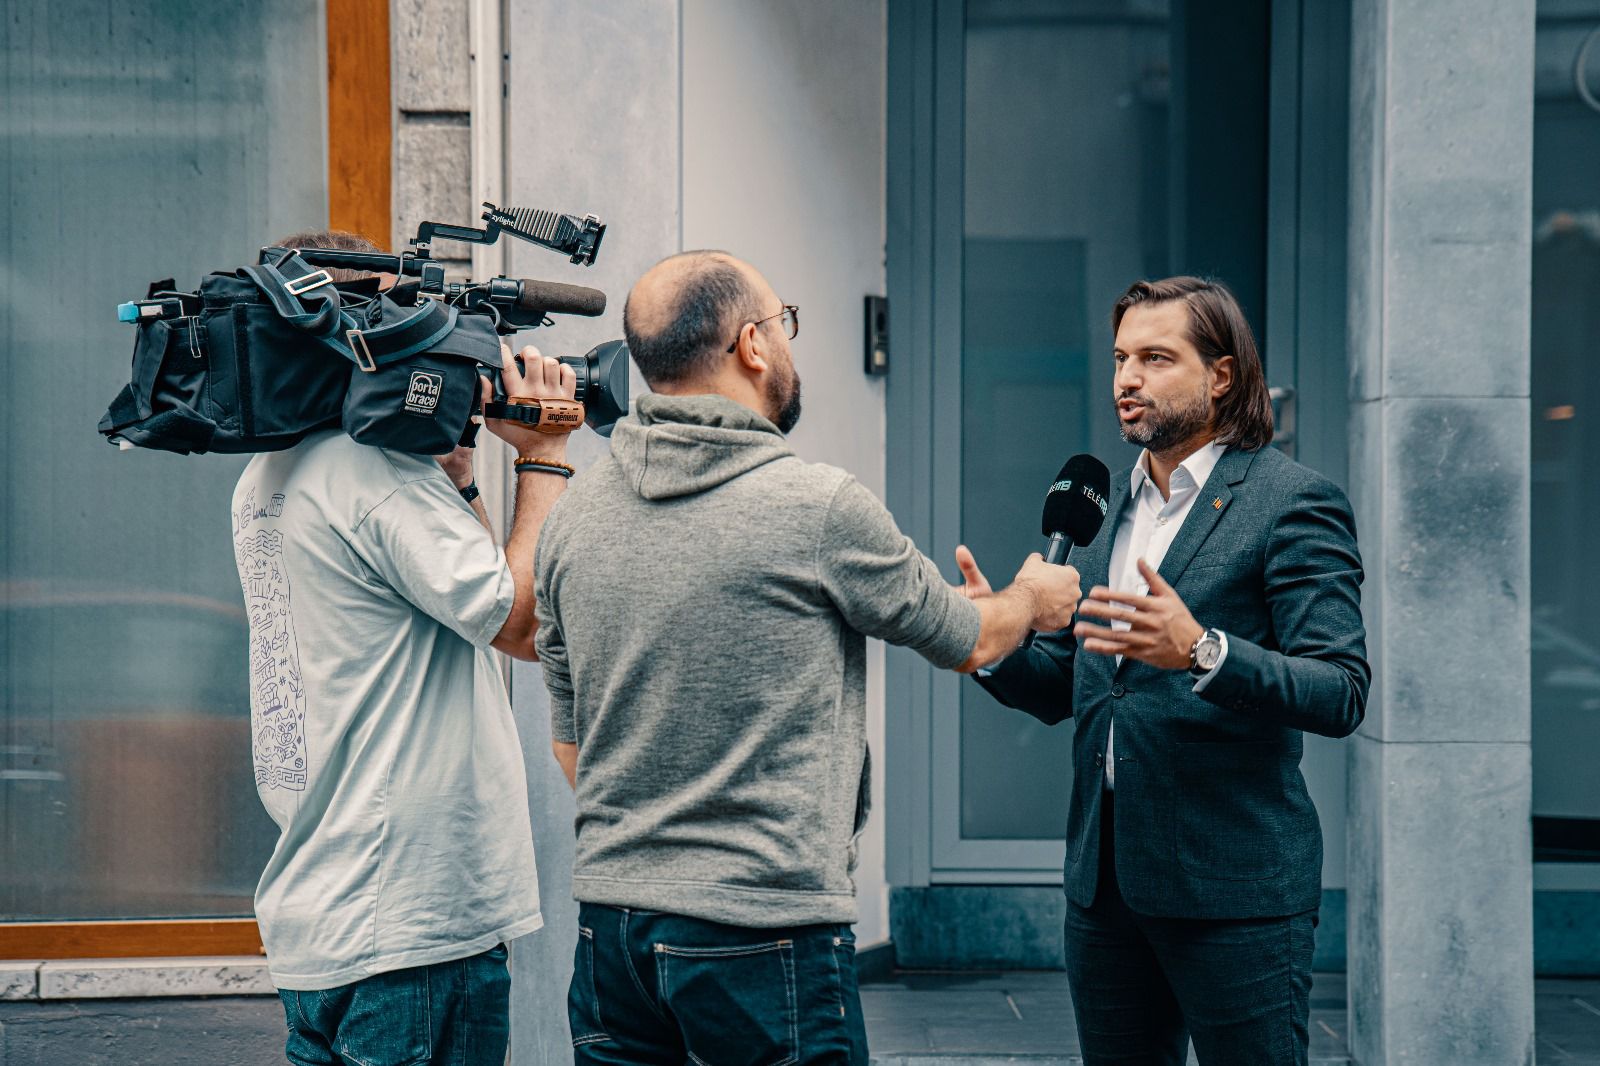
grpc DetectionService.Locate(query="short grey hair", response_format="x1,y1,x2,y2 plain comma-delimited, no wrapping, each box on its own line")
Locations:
623,251,760,386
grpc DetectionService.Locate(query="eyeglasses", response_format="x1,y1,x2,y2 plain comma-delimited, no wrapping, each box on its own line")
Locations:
726,305,799,353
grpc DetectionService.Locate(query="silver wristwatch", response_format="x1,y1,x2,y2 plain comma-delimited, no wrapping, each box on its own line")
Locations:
1188,628,1224,677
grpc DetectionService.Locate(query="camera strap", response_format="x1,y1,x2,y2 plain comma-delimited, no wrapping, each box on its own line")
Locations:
245,249,350,346
244,250,463,371
339,298,460,372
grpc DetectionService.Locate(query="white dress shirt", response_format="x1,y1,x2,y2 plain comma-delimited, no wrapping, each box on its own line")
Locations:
1102,440,1230,789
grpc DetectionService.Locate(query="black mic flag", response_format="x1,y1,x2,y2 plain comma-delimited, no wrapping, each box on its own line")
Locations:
1024,453,1110,649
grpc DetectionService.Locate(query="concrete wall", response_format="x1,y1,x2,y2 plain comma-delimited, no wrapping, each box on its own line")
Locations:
681,0,892,947
503,1,681,1060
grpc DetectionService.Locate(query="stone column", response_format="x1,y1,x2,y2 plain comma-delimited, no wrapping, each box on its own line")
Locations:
392,0,475,272
1344,1,1536,1063
504,2,681,1061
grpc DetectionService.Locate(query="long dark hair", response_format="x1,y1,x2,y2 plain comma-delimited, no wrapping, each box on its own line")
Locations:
1111,276,1276,451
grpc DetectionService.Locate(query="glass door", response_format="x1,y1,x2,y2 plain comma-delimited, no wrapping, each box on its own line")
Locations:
904,0,1276,879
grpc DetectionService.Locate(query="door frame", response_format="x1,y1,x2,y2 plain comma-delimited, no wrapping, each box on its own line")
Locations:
884,0,1352,889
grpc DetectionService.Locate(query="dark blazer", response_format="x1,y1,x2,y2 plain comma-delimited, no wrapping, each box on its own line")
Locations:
977,445,1369,920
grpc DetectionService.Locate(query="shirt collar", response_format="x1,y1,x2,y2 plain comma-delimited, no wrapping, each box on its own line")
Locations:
1129,438,1228,499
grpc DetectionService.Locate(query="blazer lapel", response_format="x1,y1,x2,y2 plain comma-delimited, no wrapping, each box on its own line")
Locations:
1155,446,1260,588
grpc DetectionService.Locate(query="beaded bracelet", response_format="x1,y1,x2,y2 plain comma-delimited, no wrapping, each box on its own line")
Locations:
515,456,575,478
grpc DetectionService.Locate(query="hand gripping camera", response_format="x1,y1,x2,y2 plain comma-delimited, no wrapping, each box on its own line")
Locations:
100,203,630,456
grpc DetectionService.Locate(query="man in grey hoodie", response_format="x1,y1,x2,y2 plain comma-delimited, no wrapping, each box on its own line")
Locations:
534,251,1081,1063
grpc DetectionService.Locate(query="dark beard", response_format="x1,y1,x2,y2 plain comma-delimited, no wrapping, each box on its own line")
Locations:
768,367,803,434
1118,385,1211,454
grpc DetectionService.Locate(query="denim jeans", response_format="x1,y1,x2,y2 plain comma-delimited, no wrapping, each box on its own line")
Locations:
278,944,511,1066
570,903,869,1065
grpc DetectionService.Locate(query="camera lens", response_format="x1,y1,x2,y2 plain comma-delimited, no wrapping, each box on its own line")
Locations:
572,340,630,435
558,355,589,404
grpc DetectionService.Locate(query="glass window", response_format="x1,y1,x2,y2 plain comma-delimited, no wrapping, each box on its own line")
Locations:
1531,4,1600,857
2,1,327,919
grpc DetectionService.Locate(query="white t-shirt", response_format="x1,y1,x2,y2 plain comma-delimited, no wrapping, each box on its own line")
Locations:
232,430,542,991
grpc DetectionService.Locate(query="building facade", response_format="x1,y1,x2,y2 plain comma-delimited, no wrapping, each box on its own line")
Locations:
3,1,1596,1063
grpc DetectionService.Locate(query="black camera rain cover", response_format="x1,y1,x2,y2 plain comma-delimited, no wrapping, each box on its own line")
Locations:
340,313,501,454
98,271,350,454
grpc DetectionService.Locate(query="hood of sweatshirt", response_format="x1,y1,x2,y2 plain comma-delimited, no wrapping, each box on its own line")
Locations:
608,392,794,501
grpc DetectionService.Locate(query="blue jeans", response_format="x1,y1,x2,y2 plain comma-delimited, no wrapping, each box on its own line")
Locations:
278,944,511,1066
571,903,869,1064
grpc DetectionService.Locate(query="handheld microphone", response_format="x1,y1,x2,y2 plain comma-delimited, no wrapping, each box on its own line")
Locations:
1024,453,1111,649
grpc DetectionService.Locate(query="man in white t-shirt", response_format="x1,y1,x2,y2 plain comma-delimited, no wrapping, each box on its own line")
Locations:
232,301,575,1065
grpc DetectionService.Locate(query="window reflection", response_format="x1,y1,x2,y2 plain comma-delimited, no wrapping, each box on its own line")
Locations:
1,1,322,919
1530,6,1600,850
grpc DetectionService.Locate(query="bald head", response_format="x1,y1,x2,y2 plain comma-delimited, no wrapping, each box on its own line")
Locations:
623,251,766,387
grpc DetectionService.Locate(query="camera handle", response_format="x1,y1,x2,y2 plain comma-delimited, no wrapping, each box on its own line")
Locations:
455,397,585,449
483,398,585,434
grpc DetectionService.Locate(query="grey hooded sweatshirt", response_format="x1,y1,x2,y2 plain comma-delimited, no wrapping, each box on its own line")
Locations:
534,393,981,927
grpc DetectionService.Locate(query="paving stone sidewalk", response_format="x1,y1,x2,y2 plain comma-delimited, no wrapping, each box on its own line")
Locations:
861,972,1600,1064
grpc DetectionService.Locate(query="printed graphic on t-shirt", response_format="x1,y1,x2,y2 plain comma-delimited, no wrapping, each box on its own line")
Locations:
234,490,309,792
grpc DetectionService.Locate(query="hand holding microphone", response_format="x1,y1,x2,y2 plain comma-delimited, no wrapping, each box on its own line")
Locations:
953,453,1109,671
956,547,1080,633
1013,552,1083,633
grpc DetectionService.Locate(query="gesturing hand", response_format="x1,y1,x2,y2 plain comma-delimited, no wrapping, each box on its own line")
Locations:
1074,558,1205,670
954,544,993,600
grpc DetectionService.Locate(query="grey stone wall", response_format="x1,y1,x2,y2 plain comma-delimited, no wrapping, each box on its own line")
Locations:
1344,0,1537,1063
392,0,475,271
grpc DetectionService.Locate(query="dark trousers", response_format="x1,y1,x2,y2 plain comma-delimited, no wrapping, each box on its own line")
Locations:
278,944,510,1066
570,902,869,1065
1062,795,1316,1066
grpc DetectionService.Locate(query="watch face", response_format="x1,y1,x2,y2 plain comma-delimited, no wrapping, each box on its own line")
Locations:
1195,636,1222,670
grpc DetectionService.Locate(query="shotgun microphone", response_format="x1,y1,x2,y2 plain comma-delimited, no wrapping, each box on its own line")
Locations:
513,279,607,317
1024,453,1111,649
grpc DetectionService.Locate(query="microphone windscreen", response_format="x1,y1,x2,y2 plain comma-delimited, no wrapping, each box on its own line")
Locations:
515,279,607,317
1041,453,1112,546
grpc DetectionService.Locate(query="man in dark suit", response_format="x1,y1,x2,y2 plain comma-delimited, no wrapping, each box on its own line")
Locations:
962,276,1369,1065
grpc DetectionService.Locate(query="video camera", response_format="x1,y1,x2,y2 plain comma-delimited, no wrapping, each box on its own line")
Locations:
99,203,631,457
